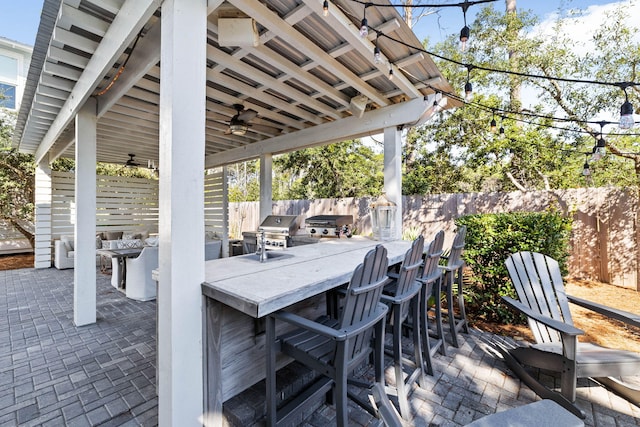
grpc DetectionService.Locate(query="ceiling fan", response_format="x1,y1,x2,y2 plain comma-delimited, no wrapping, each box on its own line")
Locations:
125,153,140,167
226,104,257,136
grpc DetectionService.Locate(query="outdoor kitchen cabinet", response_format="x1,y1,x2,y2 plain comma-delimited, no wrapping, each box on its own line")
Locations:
200,237,411,419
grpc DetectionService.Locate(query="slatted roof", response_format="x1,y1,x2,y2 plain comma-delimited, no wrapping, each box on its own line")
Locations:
14,0,458,168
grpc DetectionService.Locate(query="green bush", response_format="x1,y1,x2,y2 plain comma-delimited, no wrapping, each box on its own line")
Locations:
455,210,572,324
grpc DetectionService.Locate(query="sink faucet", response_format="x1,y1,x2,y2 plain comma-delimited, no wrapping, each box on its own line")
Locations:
257,231,267,262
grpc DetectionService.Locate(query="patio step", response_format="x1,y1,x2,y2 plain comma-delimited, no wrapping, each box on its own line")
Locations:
222,361,325,427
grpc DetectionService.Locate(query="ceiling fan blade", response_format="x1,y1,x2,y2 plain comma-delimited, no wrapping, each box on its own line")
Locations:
237,109,257,121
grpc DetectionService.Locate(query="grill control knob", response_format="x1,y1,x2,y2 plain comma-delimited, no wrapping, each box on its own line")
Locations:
322,229,329,235
310,228,316,234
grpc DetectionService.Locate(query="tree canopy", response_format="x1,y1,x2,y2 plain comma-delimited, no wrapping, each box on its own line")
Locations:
404,1,639,194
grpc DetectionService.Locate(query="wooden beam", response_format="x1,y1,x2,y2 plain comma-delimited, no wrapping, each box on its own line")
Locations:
227,0,389,107
34,0,161,164
96,21,162,117
206,97,427,167
301,0,422,99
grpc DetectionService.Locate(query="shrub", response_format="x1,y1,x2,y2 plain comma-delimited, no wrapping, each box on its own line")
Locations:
455,210,572,324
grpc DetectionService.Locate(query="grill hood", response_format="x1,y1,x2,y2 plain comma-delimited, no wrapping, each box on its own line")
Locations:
258,215,299,235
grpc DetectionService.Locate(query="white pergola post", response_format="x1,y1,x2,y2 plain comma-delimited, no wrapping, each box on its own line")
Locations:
383,126,403,240
259,153,273,222
34,161,52,269
73,97,97,326
158,0,207,425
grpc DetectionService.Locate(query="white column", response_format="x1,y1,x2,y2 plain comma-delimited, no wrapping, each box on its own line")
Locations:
221,165,229,258
383,126,403,240
259,153,273,222
158,0,207,425
34,161,52,268
74,97,97,326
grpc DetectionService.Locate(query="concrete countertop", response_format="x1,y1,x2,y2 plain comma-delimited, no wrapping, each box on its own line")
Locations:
201,237,411,318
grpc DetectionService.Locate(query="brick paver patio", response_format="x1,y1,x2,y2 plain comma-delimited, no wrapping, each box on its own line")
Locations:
1,266,638,426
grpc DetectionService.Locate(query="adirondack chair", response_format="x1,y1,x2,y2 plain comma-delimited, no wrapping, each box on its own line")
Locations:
265,244,389,427
381,235,426,418
439,226,468,348
501,251,640,418
417,230,446,368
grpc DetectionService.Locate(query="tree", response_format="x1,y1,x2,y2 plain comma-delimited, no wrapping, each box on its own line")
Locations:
406,2,640,194
273,140,383,199
0,111,34,219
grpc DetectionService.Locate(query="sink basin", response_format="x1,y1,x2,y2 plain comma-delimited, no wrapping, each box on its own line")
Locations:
243,251,294,262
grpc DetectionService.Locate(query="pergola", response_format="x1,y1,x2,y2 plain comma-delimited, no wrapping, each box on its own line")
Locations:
14,0,456,424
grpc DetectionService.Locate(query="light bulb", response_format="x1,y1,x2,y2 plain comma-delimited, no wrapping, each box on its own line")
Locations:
388,69,394,80
373,46,382,64
593,138,606,160
460,26,470,52
322,0,329,17
464,81,472,101
360,19,368,38
582,161,591,176
499,125,505,135
490,118,497,133
620,100,635,129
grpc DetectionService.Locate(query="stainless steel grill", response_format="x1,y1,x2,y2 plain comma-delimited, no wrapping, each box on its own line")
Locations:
242,215,299,252
305,215,353,238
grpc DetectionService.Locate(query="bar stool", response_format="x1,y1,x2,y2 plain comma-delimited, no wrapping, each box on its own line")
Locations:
381,235,425,419
440,226,469,348
416,230,446,373
266,245,390,427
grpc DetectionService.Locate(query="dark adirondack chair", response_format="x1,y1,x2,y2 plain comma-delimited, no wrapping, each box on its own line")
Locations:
501,251,640,418
381,235,426,419
439,226,468,348
265,244,389,427
417,230,446,370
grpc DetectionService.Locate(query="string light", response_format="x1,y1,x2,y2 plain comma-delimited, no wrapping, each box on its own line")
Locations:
374,33,382,64
433,91,443,113
490,111,497,133
388,67,394,80
619,85,635,129
360,3,371,38
373,28,640,91
582,155,591,176
464,67,473,101
499,116,505,135
460,1,470,51
591,122,606,161
323,0,329,17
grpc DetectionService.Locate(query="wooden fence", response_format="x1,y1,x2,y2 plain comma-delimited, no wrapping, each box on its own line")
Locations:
230,187,639,290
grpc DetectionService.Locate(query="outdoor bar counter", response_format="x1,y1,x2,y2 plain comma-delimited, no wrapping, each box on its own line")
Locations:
200,237,411,418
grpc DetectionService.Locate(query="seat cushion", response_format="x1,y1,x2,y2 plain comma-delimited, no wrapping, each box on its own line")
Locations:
467,399,583,427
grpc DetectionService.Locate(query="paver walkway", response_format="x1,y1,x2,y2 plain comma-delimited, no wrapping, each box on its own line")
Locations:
0,266,638,426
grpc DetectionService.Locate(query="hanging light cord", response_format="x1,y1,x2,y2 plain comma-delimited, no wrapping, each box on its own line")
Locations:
94,29,144,97
370,27,639,90
349,0,497,9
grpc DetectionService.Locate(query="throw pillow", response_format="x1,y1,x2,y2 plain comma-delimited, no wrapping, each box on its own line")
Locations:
102,240,118,250
145,236,159,247
60,235,74,251
105,231,123,240
117,239,143,249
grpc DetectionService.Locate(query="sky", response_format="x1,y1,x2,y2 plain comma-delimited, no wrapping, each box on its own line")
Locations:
0,0,631,47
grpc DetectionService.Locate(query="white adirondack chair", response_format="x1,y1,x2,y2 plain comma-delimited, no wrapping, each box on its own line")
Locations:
500,251,640,418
